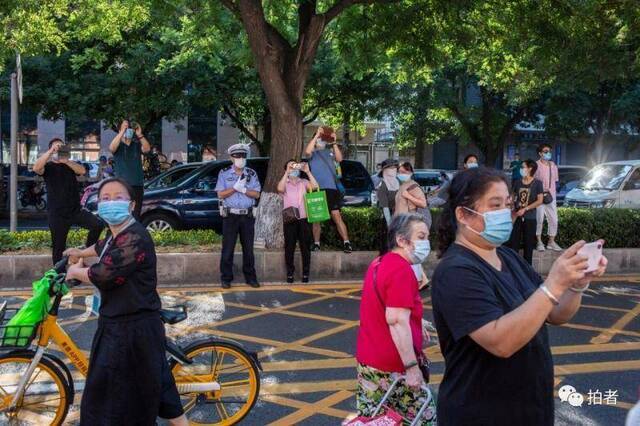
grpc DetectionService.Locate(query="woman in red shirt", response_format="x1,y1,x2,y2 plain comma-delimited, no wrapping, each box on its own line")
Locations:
355,213,434,423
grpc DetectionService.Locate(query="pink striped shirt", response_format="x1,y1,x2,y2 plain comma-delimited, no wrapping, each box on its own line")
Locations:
534,160,559,197
283,178,309,219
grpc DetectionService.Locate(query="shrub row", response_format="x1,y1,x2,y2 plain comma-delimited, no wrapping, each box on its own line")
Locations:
0,208,637,254
0,229,222,253
321,207,640,250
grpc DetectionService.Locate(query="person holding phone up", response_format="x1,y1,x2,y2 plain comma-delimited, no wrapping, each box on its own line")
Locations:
109,120,151,220
304,126,352,253
432,167,607,425
277,160,319,283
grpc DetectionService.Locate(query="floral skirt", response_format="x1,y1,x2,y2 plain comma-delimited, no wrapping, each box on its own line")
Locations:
356,363,437,425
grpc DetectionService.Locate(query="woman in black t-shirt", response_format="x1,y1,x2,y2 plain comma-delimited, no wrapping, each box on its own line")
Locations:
506,159,544,264
431,167,607,426
376,158,400,254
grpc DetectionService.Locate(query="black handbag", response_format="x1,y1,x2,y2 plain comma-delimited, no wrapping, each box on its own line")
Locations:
282,207,300,225
542,162,554,205
372,256,430,383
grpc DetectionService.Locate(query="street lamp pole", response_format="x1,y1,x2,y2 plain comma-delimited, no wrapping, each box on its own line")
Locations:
9,73,18,232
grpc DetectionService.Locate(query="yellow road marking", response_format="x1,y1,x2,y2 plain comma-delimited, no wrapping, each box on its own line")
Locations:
591,302,640,344
267,390,353,425
262,394,353,420
198,328,352,358
561,322,640,338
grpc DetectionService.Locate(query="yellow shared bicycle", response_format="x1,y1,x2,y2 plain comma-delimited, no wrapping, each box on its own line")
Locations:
0,257,262,425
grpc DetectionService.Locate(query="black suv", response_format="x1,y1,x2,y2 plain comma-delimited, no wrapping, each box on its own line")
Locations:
85,158,373,232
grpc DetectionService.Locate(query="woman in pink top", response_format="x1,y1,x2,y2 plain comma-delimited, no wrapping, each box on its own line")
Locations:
355,213,435,424
277,160,319,283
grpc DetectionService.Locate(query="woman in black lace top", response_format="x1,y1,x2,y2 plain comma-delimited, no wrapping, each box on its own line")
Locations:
65,178,187,426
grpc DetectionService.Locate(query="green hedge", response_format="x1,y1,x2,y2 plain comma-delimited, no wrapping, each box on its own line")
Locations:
320,207,640,250
0,208,637,253
0,229,222,253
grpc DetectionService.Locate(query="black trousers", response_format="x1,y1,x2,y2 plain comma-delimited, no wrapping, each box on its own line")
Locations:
220,214,257,283
507,217,537,265
80,313,183,425
49,209,104,265
284,219,311,277
132,185,144,221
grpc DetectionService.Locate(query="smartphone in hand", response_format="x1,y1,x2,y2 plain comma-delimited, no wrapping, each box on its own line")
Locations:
577,241,604,273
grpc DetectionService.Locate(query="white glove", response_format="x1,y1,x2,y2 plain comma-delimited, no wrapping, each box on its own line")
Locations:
233,177,247,194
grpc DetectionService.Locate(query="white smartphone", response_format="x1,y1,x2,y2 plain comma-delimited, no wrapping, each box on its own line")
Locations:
577,241,604,273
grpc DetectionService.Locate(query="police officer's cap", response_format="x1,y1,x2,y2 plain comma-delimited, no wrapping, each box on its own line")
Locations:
227,143,251,156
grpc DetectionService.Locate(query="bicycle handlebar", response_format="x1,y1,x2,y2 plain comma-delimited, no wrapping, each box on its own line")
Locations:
53,256,83,288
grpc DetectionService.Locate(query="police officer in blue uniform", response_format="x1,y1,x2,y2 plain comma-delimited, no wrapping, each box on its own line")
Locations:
215,144,262,289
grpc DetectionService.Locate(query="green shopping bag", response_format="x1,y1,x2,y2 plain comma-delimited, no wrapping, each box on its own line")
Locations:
304,189,331,223
4,270,67,346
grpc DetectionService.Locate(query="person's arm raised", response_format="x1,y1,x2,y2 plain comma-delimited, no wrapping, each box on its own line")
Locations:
33,144,57,175
469,241,589,358
109,120,128,154
304,128,322,157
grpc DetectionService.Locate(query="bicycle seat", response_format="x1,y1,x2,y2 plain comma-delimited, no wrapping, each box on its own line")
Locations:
159,306,187,324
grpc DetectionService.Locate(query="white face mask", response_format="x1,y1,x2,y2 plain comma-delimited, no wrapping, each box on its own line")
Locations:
316,140,327,150
233,158,246,169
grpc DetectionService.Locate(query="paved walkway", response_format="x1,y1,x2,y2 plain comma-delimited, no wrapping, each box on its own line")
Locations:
0,276,638,425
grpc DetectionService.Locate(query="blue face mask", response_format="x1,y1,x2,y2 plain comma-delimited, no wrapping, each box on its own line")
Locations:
289,170,300,178
467,162,479,169
410,239,431,264
397,174,411,183
543,152,552,161
464,207,513,246
124,129,134,139
98,200,132,225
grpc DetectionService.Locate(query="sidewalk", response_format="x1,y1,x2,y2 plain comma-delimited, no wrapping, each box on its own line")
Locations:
1,248,638,288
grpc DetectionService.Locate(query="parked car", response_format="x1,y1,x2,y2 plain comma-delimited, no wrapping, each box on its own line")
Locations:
564,160,640,208
84,158,374,232
556,165,588,203
144,162,202,190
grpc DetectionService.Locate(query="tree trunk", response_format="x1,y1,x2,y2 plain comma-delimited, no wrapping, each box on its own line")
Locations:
414,121,427,168
253,102,303,249
484,142,501,169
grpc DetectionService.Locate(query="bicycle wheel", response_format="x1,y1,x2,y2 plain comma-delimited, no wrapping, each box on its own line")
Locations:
170,340,260,425
0,352,70,425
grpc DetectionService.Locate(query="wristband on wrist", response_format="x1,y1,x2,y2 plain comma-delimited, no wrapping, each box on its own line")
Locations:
403,360,418,370
569,283,590,293
539,284,560,305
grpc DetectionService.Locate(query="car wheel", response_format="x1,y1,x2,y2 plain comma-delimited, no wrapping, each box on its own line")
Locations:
142,213,177,232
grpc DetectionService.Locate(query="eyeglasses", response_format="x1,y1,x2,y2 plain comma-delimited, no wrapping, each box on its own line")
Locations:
231,153,247,159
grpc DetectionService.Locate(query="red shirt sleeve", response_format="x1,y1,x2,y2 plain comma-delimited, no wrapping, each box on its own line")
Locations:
381,257,418,308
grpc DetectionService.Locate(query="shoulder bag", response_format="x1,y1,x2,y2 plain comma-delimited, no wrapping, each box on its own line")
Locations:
542,163,554,205
282,180,303,225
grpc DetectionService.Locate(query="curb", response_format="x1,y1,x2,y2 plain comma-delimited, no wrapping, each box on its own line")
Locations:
0,248,638,288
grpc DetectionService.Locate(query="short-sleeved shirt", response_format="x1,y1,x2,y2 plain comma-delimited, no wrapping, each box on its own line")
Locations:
283,178,309,218
214,166,261,209
432,244,554,425
376,181,397,212
88,221,161,319
308,150,337,190
113,139,144,187
42,162,81,215
534,160,559,198
394,180,426,215
356,253,423,372
513,178,543,220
